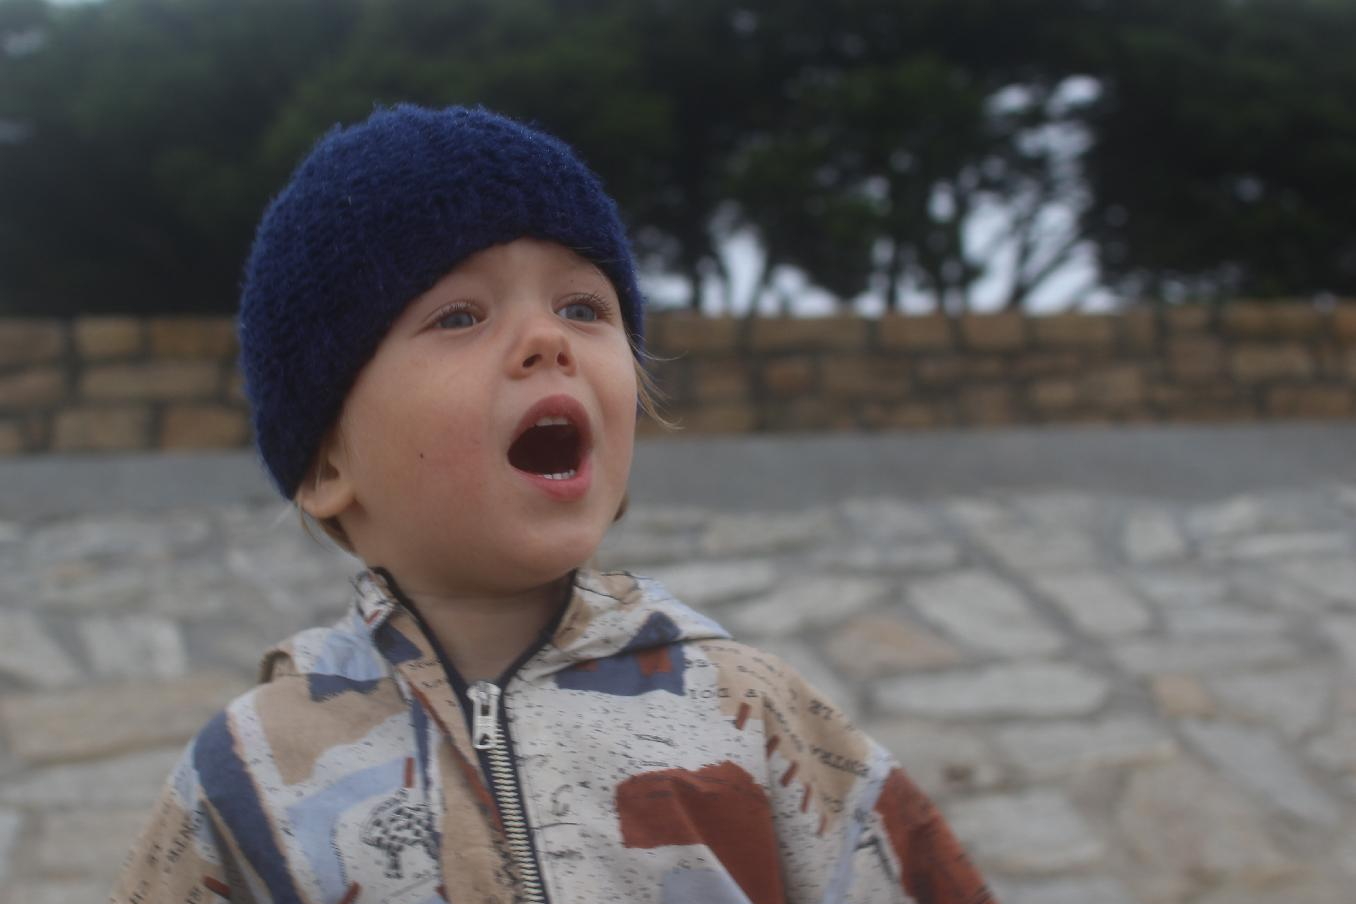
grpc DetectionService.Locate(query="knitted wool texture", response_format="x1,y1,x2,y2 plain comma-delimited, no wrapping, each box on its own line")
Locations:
238,104,645,498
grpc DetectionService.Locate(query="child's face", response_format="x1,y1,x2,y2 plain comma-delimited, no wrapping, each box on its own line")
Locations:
319,238,637,595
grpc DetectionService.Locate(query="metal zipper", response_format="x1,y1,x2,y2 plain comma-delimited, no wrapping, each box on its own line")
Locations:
467,679,548,904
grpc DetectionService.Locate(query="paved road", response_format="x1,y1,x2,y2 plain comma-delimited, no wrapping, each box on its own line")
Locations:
2,423,1355,903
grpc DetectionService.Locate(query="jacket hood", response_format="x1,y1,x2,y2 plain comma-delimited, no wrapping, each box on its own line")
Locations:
262,567,730,688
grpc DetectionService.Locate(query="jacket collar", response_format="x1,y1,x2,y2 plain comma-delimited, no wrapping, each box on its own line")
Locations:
349,566,729,684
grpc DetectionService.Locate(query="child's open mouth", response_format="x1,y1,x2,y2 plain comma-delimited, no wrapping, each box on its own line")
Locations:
507,394,594,499
508,418,583,479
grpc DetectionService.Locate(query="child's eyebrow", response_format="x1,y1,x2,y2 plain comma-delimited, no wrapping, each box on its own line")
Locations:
564,259,615,290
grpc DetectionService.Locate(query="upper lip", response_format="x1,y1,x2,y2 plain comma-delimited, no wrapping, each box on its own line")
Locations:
509,393,593,455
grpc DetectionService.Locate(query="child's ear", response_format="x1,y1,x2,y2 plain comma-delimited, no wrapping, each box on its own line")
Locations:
295,432,356,520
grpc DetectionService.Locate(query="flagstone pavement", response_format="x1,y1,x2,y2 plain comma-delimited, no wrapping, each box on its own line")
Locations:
2,424,1355,904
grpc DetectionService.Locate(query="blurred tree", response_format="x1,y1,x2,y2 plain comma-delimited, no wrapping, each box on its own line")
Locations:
725,0,1099,313
1076,0,1356,300
0,0,363,313
0,0,1352,315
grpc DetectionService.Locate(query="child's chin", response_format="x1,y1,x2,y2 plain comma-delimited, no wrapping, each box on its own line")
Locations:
508,526,603,571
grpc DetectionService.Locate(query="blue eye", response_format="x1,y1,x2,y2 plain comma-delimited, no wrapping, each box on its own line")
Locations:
560,300,599,323
435,305,478,329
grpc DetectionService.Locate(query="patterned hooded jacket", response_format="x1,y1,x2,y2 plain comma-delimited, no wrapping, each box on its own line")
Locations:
111,568,993,904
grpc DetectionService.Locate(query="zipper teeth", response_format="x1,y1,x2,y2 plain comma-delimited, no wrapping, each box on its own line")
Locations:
487,731,548,904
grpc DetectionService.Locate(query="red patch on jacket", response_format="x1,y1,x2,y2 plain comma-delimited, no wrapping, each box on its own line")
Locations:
615,761,784,904
874,767,994,904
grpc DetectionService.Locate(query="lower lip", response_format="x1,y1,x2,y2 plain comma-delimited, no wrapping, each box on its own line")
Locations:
511,449,593,502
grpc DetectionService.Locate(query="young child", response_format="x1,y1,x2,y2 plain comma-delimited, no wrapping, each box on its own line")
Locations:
111,105,993,904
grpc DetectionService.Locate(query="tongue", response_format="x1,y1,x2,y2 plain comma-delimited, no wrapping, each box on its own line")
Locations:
508,424,580,474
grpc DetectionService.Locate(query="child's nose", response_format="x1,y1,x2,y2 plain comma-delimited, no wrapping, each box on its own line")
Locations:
510,311,576,377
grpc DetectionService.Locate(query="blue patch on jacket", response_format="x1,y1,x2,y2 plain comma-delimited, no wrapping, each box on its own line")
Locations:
308,674,383,702
556,612,687,696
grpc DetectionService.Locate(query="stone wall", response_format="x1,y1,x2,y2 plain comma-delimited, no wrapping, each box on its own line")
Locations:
641,304,1356,436
0,318,246,454
1,304,1354,453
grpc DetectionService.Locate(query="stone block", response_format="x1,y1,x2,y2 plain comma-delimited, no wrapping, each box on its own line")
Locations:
946,790,1104,873
672,403,754,433
1336,305,1356,343
1011,352,1082,378
643,358,688,400
227,367,248,403
1224,302,1324,339
32,808,151,876
862,402,943,429
0,808,21,884
0,747,182,808
973,522,1099,570
643,559,779,607
1112,637,1299,674
1029,379,1079,410
0,671,248,764
0,612,83,689
1120,308,1160,351
821,356,911,399
79,615,188,679
960,312,1026,350
865,720,1004,798
962,355,1008,379
691,360,750,401
51,407,151,451
1194,879,1352,904
1033,572,1152,637
80,361,220,401
995,717,1176,780
1083,365,1146,406
991,878,1137,904
1181,718,1340,826
1151,674,1216,718
634,417,673,438
1231,343,1315,381
1117,760,1294,902
0,367,63,409
160,404,250,448
0,420,22,454
914,356,965,385
878,314,954,350
1150,381,1241,408
1032,314,1115,348
1123,509,1189,563
874,662,1110,718
749,316,866,352
909,569,1063,657
1167,336,1225,381
784,397,860,430
651,313,739,353
1265,386,1354,418
74,317,143,360
148,317,237,358
725,576,887,637
760,357,815,396
1,880,111,904
0,319,65,365
1208,668,1330,740
1164,305,1212,333
825,614,964,677
698,508,835,557
960,384,1018,425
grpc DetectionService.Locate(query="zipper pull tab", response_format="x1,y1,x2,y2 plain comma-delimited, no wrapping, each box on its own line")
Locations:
467,680,502,751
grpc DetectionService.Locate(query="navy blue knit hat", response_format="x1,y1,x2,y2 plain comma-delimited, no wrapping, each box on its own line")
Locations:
238,104,645,498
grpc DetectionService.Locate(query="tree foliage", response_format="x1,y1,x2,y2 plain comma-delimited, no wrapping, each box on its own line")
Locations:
0,0,1352,315
1074,0,1356,300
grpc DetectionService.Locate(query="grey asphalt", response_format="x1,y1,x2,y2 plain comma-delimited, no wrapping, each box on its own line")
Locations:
2,421,1354,520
